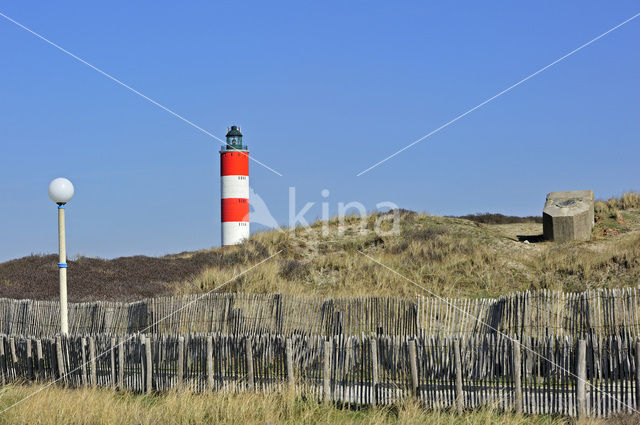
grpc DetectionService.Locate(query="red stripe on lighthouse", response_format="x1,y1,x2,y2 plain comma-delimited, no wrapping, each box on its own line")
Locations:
220,152,249,176
221,198,250,222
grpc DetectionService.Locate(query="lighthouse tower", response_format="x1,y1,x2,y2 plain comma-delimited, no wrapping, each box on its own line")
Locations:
220,125,250,246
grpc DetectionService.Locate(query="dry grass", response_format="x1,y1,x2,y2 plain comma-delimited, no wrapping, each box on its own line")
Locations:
0,384,628,425
177,206,640,299
2,192,639,301
595,192,640,216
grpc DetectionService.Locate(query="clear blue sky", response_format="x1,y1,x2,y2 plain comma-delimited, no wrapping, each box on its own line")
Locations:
1,1,638,261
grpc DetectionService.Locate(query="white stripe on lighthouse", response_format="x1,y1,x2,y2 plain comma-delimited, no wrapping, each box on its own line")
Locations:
221,222,250,246
221,175,249,199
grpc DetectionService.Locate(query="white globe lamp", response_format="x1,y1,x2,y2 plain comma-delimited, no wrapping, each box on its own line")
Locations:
48,177,74,205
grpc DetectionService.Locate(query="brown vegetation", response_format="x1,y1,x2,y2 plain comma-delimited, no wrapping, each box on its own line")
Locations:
0,384,629,425
1,192,639,302
455,213,542,224
0,246,269,301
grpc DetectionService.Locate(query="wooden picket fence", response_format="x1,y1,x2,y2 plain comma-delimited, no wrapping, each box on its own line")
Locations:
0,332,638,417
1,287,640,338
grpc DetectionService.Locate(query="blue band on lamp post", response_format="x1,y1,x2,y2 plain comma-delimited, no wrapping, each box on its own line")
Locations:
58,263,68,268
58,204,66,209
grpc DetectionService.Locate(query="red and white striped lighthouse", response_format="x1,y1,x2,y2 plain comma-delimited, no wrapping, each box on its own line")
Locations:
220,125,250,246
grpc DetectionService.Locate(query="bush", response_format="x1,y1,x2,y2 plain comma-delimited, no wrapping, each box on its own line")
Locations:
456,213,542,224
278,260,310,281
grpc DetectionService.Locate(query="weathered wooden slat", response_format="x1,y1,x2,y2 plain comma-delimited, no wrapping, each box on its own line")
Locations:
323,338,332,403
110,337,116,389
177,336,184,388
285,338,294,392
26,338,33,381
55,336,64,381
118,337,124,390
144,335,152,393
0,335,5,385
454,337,463,413
207,335,213,391
36,338,44,382
577,339,587,418
371,337,379,405
636,340,640,412
89,336,97,387
246,337,254,391
408,339,419,400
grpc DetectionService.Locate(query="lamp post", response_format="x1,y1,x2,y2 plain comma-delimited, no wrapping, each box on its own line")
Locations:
48,178,74,335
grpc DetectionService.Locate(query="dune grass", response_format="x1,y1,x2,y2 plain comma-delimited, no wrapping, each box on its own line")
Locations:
595,192,640,216
2,192,639,302
0,384,632,425
176,195,640,299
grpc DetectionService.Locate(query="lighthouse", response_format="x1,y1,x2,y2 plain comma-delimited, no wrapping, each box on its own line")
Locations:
220,125,250,246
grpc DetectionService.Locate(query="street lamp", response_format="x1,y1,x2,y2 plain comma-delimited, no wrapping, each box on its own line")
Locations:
48,177,74,335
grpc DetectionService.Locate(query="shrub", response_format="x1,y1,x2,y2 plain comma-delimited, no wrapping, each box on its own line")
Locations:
456,213,542,224
278,260,310,281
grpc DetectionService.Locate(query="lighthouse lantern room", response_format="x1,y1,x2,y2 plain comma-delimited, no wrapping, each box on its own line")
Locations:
220,125,250,246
